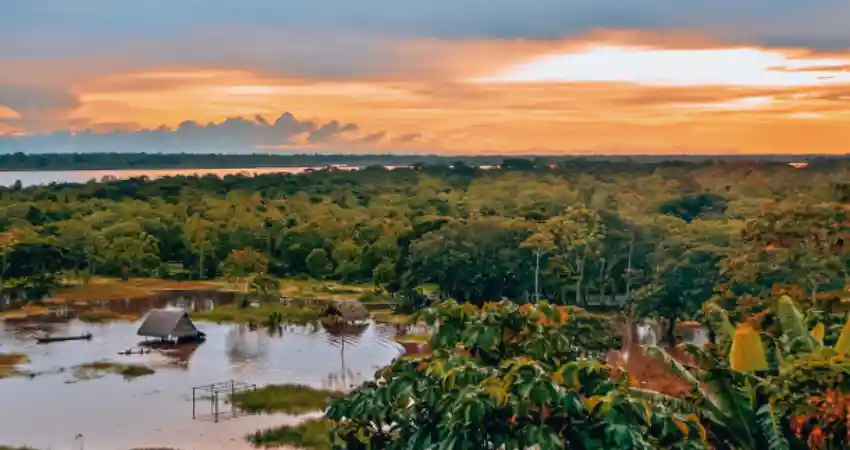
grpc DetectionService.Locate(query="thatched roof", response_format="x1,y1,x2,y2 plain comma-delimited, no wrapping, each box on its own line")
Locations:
323,300,370,322
137,308,200,338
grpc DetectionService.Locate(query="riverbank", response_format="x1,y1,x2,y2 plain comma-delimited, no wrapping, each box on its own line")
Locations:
0,277,403,325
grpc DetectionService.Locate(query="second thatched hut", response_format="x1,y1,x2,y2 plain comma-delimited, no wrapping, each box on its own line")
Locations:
322,300,370,323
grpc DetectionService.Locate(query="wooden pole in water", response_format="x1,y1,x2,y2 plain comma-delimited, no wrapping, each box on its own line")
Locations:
214,390,219,423
192,387,196,419
231,380,236,417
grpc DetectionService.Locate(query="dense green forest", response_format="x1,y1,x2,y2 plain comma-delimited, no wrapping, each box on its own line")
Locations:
3,157,850,332
4,156,850,448
0,151,832,171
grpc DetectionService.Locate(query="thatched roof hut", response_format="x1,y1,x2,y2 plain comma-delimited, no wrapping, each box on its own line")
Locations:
137,308,201,339
323,300,370,323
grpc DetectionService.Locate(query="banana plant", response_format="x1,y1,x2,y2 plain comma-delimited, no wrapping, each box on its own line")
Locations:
645,295,850,450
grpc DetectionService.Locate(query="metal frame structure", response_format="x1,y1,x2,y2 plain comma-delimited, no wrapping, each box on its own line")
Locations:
191,380,257,422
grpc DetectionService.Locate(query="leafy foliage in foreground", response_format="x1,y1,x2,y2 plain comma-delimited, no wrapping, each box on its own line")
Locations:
327,301,708,449
648,296,850,450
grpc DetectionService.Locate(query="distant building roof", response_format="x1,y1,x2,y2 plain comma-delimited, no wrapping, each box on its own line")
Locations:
137,308,200,338
323,300,370,322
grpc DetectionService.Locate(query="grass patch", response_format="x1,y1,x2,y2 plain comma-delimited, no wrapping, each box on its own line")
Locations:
393,333,430,344
73,361,155,381
279,279,372,302
0,304,53,321
247,419,331,449
192,303,321,325
43,277,222,304
122,277,222,290
415,283,440,295
231,384,342,415
44,283,155,304
0,446,40,450
401,352,432,360
357,292,399,312
77,308,140,323
0,353,29,379
372,309,410,325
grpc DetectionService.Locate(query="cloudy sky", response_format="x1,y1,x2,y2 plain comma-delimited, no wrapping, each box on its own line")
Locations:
2,1,850,154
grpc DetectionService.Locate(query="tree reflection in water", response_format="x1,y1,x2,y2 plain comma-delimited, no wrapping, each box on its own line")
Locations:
158,342,201,367
226,323,271,363
322,321,368,391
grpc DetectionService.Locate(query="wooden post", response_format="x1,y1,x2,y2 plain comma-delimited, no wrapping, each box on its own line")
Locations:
231,380,236,417
192,387,196,419
214,391,219,423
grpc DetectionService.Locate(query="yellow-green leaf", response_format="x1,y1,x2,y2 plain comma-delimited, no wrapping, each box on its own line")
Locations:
585,395,602,411
730,323,768,372
641,400,652,423
672,418,689,438
551,371,564,385
485,379,509,407
812,323,825,343
835,317,850,355
442,367,460,389
684,414,707,441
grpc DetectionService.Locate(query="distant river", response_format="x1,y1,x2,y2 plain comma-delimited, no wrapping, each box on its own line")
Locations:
0,165,390,187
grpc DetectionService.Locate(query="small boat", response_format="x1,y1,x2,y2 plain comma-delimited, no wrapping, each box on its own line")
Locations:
118,348,152,356
36,333,93,344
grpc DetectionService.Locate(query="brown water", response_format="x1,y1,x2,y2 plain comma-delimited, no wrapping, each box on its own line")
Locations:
606,319,709,396
0,296,403,450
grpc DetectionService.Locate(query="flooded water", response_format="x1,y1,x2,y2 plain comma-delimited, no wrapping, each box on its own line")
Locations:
0,295,403,450
606,319,710,397
0,165,402,187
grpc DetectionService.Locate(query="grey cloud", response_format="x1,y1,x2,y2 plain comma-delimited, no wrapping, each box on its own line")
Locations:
0,85,79,113
0,84,83,132
307,121,359,144
393,133,422,144
273,112,317,137
2,1,842,42
0,113,382,153
1,2,847,67
354,131,387,145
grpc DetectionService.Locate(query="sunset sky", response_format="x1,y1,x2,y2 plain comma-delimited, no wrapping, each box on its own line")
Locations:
2,1,850,154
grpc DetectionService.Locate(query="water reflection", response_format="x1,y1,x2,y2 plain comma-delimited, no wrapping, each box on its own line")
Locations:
226,324,271,363
0,294,403,450
0,165,407,187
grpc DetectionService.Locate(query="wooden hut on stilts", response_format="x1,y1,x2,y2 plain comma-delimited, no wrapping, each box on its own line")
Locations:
137,308,206,345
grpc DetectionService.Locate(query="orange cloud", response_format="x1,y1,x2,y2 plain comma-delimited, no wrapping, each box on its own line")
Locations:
5,31,850,154
0,105,20,119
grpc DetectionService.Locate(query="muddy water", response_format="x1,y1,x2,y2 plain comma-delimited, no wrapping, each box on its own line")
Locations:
0,300,403,450
606,320,710,396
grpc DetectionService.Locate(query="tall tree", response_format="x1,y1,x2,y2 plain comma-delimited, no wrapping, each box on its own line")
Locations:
223,248,269,293
182,213,216,279
540,206,605,305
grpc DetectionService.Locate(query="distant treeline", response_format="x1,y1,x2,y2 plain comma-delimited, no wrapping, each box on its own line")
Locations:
0,151,833,171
